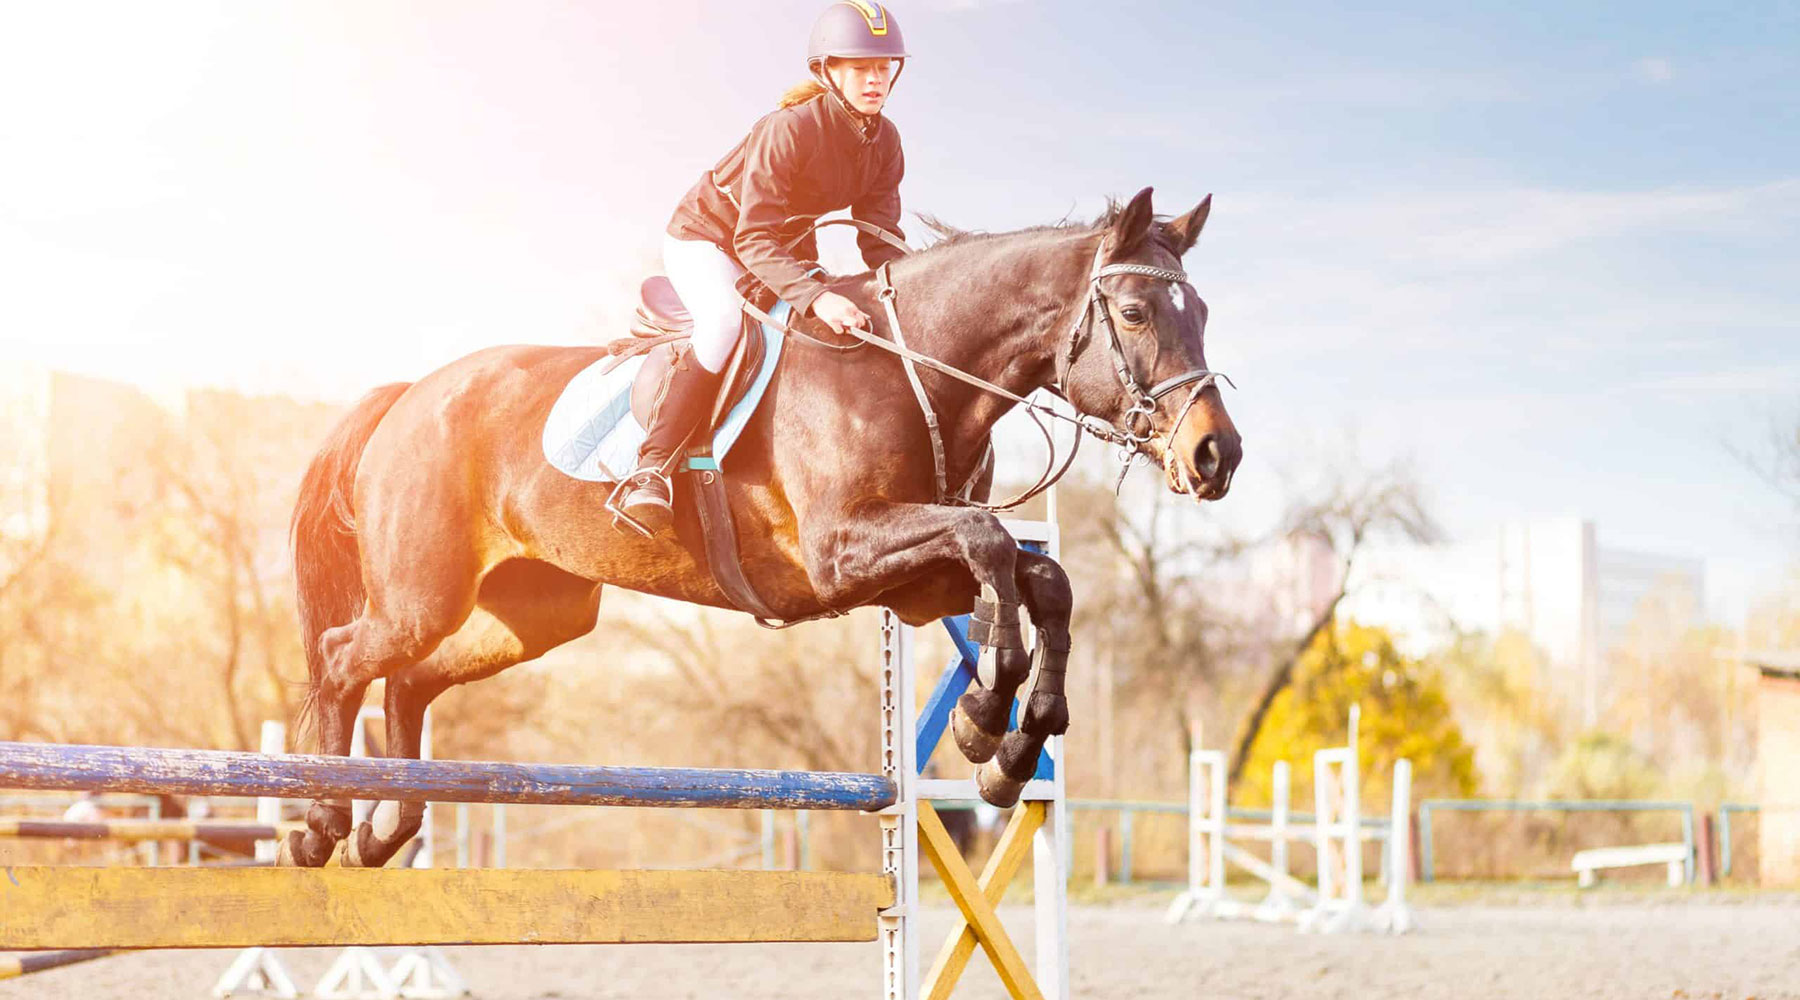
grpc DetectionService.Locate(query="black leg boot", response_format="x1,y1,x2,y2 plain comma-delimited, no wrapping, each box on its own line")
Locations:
608,351,723,537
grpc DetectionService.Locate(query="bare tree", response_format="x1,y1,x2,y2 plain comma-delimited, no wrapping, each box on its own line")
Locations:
1225,462,1441,785
143,390,338,748
603,599,882,773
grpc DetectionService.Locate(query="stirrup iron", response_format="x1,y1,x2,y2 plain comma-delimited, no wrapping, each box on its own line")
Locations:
605,472,670,539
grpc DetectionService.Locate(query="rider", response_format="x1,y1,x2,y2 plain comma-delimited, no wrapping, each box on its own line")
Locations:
613,1,910,535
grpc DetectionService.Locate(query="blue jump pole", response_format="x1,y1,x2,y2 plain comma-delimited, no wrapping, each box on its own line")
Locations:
0,741,896,813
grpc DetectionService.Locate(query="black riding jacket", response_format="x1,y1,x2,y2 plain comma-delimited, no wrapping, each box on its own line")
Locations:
667,93,906,316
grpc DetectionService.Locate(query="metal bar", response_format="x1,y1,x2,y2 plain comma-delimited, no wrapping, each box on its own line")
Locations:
1718,803,1758,878
1416,799,1699,883
1066,799,1387,827
1416,799,1695,811
0,741,897,813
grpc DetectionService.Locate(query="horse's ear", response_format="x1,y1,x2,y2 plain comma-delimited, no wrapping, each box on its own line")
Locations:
1165,194,1212,256
1110,186,1156,254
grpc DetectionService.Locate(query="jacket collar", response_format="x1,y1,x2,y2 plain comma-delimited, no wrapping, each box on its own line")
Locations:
819,91,882,145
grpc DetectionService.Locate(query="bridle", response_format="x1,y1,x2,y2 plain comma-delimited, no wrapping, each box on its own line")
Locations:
740,221,1235,509
1058,238,1234,474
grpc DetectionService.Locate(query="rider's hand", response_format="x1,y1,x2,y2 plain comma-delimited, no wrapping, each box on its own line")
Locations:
810,291,871,335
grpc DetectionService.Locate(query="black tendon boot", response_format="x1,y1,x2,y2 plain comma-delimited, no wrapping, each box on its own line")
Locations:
609,352,723,536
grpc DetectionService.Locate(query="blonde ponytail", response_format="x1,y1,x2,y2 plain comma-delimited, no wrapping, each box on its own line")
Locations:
777,79,827,109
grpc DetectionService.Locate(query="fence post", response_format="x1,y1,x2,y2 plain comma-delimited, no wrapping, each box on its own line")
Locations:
1696,812,1717,887
1680,805,1695,886
1120,809,1135,885
1095,826,1112,887
254,721,286,865
1418,803,1435,883
1408,810,1422,885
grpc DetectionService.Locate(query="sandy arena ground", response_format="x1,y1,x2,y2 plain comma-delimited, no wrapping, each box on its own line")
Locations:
7,892,1798,999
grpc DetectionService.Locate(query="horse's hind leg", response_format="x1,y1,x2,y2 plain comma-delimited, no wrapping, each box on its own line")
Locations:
340,667,446,869
281,602,470,867
974,550,1073,805
340,561,603,868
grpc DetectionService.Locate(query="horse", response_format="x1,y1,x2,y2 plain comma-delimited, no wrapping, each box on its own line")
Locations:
283,186,1242,867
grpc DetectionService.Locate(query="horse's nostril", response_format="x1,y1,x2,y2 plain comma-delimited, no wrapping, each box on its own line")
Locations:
1194,435,1222,479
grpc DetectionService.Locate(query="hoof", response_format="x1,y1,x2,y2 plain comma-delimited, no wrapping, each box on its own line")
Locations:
276,830,301,866
975,760,1025,809
951,705,1004,764
343,821,378,868
279,829,331,868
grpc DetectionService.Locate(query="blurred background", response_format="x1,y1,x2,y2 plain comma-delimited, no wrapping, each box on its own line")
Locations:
1,1,1796,882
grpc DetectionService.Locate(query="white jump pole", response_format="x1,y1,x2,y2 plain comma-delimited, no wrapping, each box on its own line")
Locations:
1253,760,1305,922
1373,758,1416,933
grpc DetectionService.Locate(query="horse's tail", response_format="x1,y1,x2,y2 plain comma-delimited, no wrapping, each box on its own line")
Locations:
290,382,411,747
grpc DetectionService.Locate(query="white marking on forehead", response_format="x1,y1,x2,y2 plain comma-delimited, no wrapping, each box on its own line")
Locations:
1169,283,1186,313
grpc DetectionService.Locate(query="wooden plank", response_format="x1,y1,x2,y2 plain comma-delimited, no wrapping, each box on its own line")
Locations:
924,801,1046,1000
0,867,895,948
916,803,1044,1000
0,742,895,812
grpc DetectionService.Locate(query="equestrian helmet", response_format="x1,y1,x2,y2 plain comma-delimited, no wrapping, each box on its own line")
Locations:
806,2,909,67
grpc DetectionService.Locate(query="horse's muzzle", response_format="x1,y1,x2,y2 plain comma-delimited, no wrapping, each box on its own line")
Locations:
1167,430,1241,501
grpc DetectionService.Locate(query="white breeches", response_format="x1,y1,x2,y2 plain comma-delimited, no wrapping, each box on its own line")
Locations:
663,235,747,374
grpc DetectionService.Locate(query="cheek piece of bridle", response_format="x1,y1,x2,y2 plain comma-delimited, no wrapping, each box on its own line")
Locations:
1057,239,1236,493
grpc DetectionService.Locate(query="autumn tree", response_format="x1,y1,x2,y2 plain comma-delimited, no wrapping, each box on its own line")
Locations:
1237,620,1478,810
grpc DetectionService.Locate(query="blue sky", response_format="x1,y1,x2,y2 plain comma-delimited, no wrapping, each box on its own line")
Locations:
1,1,1795,617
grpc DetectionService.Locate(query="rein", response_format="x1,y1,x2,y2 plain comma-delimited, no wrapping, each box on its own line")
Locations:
735,221,1234,510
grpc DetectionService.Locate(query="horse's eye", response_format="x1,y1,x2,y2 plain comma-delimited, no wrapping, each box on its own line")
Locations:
1120,306,1146,325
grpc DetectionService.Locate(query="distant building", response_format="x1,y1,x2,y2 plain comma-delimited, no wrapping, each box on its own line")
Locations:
1342,516,1705,727
0,363,53,542
0,366,172,563
1748,651,1800,888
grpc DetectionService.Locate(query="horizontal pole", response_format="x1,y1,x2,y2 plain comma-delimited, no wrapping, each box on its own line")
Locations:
0,867,896,948
0,818,300,842
0,948,117,980
0,742,896,812
1065,800,1391,828
915,778,1057,803
1418,799,1691,813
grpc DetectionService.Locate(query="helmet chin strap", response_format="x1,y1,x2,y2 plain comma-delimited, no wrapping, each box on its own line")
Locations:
809,60,901,141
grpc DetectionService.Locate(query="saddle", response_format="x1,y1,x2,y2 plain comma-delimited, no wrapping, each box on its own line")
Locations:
624,276,770,440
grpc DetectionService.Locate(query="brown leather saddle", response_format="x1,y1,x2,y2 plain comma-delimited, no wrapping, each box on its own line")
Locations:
623,276,768,436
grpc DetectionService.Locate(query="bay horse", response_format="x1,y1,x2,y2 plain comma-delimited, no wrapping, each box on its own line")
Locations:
284,186,1242,867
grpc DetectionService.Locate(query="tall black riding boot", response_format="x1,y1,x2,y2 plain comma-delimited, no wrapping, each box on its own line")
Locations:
609,353,723,537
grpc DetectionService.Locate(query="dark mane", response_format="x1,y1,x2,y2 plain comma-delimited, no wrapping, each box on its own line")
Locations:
911,198,1183,256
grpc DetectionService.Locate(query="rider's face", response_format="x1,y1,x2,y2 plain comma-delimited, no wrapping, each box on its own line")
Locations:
826,57,896,116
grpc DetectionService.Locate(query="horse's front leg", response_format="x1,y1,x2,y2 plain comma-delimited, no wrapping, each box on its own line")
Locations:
799,502,1033,807
973,549,1073,806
